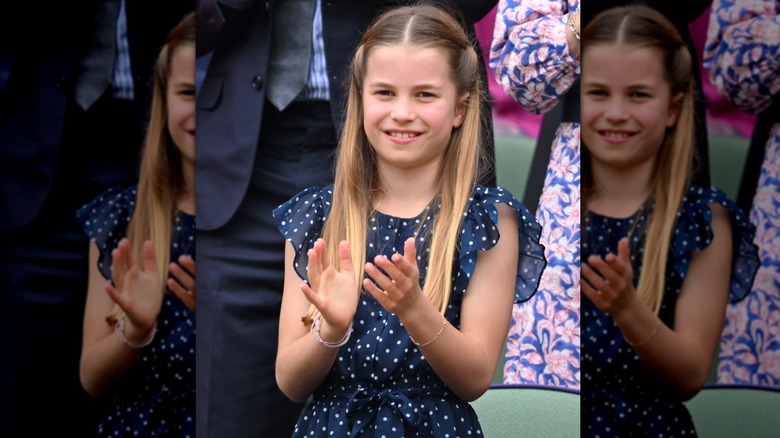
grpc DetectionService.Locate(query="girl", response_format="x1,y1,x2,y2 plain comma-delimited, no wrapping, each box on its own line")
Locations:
77,12,196,436
273,4,546,436
491,0,582,389
580,5,759,437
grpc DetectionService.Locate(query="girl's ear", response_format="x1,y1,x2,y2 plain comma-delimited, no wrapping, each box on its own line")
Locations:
666,92,684,127
453,93,470,128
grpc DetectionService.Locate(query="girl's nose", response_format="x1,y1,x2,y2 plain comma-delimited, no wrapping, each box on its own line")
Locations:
390,97,416,122
604,97,629,122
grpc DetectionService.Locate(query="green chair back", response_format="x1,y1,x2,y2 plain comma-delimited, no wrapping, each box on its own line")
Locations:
684,385,780,438
471,384,580,437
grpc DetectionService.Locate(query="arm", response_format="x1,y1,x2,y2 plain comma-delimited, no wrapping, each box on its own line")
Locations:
490,0,580,114
276,240,359,402
703,0,780,113
582,205,733,399
364,204,519,401
80,240,163,399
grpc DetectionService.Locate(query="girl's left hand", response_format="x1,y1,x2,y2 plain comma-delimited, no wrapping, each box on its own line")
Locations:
363,237,423,317
168,255,196,311
581,237,637,318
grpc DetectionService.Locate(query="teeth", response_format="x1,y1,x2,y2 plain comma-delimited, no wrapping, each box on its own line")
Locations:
389,132,417,139
603,132,631,138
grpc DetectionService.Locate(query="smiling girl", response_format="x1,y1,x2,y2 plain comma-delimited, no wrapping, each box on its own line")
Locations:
580,5,759,437
76,12,196,437
272,4,546,436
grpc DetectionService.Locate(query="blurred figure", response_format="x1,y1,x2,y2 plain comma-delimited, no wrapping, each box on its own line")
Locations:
491,0,581,389
581,6,758,436
0,1,192,435
77,12,196,436
704,0,780,388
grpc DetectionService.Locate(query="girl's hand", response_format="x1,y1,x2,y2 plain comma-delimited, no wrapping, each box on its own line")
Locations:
169,255,196,311
581,237,637,318
363,237,423,318
105,239,164,341
300,239,358,334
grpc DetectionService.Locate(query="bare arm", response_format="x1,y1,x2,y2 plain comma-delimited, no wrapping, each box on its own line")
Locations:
275,240,358,402
582,205,733,399
364,204,519,401
80,241,162,399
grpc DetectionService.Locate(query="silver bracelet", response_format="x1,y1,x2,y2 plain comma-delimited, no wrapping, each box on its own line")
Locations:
116,314,157,349
311,315,352,348
568,8,581,41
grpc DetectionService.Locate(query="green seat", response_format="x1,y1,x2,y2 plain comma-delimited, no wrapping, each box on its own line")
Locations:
471,384,580,437
684,385,780,437
494,135,536,201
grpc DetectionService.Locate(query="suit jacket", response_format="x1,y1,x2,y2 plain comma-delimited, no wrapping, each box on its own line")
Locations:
0,1,193,230
196,0,498,231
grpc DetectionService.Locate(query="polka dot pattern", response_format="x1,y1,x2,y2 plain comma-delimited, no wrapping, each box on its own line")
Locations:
273,185,546,436
77,185,196,437
581,185,759,437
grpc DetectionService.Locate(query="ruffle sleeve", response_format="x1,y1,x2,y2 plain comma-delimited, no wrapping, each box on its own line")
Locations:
457,186,547,303
76,185,137,280
272,186,332,282
673,185,760,303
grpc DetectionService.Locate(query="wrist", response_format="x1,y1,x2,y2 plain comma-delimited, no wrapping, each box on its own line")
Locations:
117,314,157,348
312,316,353,348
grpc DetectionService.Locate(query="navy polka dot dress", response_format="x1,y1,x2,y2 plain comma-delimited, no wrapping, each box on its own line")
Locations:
77,185,196,437
273,185,546,437
582,186,759,437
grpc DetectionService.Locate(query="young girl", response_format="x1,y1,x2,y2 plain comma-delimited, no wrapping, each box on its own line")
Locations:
76,12,196,436
273,5,546,436
580,5,759,437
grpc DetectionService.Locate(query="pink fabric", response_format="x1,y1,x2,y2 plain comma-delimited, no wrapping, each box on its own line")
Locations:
690,6,756,138
476,7,544,138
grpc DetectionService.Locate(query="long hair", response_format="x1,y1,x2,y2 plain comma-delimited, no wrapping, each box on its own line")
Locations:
303,4,486,324
112,12,195,323
582,5,696,314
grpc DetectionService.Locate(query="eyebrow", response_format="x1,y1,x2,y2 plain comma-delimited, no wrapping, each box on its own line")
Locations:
366,81,442,90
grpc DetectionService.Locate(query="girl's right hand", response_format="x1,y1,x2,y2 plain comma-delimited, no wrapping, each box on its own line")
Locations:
581,237,638,318
105,239,164,341
299,239,358,336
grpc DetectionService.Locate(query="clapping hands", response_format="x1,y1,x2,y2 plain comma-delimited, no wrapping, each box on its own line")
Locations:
300,239,359,335
581,237,638,317
106,239,164,341
363,237,423,318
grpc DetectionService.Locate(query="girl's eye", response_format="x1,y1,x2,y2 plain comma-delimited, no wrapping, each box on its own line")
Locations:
630,91,650,99
417,91,436,99
375,90,394,96
586,89,607,98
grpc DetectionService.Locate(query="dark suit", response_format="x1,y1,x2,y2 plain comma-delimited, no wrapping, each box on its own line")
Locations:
195,0,497,436
0,2,192,436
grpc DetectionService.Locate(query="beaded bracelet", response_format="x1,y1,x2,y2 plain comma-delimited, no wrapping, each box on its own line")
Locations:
623,320,661,348
409,316,448,347
311,315,353,348
568,8,581,41
116,314,157,349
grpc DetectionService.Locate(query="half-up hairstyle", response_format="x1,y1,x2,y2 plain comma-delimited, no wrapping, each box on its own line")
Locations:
582,5,696,314
302,3,486,324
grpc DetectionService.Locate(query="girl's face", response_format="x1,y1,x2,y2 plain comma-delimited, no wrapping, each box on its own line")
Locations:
166,43,196,165
362,44,467,174
582,43,680,172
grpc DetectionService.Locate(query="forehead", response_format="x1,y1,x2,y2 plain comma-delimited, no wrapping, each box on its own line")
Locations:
364,44,451,85
583,43,666,87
